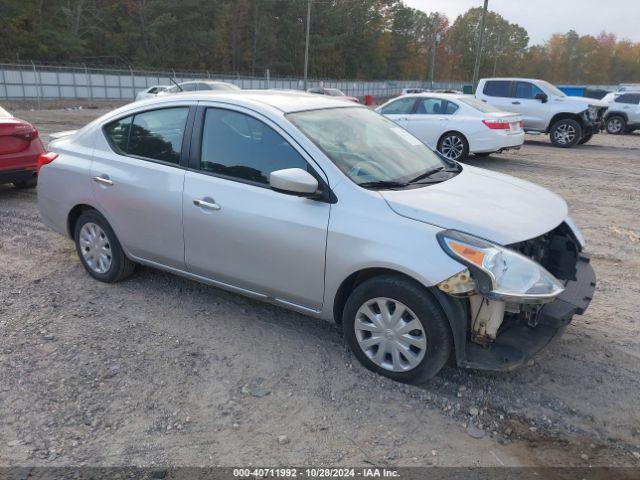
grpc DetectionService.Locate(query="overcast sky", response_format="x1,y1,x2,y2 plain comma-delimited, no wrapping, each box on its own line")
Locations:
403,0,640,45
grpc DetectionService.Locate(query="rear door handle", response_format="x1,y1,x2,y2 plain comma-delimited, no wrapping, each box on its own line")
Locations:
193,198,221,211
93,175,113,186
512,101,521,105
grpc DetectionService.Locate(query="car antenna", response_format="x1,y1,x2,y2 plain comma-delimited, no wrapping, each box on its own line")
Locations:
170,77,183,91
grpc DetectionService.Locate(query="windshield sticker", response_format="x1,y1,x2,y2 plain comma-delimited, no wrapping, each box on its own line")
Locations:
390,127,423,146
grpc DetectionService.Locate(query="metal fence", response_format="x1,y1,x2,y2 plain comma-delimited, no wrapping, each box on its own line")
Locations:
0,62,466,105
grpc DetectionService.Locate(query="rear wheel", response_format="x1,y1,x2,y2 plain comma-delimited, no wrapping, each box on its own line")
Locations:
438,132,469,161
74,210,136,283
578,133,593,145
606,115,626,135
550,118,582,148
342,275,452,384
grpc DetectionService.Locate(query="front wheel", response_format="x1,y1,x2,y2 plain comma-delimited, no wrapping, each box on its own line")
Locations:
74,210,136,283
342,275,452,384
438,132,469,161
550,118,582,148
606,115,626,135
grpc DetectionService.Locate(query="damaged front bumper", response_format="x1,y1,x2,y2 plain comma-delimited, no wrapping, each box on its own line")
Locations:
459,253,596,371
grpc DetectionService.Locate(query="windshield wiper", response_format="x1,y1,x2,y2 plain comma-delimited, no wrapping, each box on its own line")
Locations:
407,166,445,184
357,180,408,190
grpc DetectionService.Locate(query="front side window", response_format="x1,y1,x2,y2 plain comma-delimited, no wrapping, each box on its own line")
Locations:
515,81,544,99
200,108,308,185
288,107,446,186
380,97,416,115
104,107,189,164
483,80,511,97
415,98,458,115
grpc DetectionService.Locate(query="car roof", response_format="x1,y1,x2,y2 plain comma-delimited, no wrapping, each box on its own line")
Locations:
400,92,468,100
480,77,542,82
129,90,363,114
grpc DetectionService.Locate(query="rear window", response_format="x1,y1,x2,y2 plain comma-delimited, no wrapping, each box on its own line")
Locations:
459,97,503,113
483,80,511,97
0,106,12,118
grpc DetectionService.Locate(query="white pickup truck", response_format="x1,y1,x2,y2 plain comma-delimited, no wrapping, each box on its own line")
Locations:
476,78,608,148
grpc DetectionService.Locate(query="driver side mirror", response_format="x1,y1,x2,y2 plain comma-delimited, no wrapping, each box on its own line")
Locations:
535,92,548,103
270,168,319,196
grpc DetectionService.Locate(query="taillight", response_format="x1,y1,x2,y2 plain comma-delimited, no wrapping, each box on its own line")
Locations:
37,152,58,172
482,120,510,130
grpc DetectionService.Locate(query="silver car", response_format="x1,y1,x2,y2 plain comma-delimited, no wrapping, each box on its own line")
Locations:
38,91,596,383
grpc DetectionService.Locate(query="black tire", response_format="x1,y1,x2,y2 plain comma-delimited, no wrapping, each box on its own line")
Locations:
549,118,582,148
13,177,38,189
474,152,492,157
578,133,593,145
74,209,136,283
342,274,452,384
606,115,626,135
437,132,469,161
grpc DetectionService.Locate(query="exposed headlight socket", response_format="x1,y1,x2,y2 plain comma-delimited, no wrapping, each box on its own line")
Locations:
437,269,476,296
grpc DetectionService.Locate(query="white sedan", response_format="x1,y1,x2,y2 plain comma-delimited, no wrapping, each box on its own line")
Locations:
135,85,169,101
377,93,524,161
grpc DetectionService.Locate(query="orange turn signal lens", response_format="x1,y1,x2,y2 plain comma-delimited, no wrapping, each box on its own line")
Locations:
448,241,486,268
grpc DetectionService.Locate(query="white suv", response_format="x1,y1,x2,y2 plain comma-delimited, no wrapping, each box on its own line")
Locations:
604,92,640,134
476,78,608,148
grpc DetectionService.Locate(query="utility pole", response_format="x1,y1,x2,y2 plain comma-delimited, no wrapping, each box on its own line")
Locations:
303,0,311,90
472,0,488,92
429,31,441,90
492,34,501,77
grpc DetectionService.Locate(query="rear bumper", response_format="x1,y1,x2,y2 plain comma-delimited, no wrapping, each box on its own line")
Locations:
471,131,525,154
460,254,596,371
0,168,37,185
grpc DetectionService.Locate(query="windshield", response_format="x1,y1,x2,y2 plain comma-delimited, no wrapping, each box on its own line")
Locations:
538,80,566,98
459,97,502,113
288,107,446,186
0,106,11,118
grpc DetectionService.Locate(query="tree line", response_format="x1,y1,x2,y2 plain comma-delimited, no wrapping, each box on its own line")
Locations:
0,0,638,84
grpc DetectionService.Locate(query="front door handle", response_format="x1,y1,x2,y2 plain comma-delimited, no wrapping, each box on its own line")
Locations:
93,175,113,186
512,101,521,105
193,198,221,211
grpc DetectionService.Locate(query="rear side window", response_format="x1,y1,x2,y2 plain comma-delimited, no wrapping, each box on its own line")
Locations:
104,107,189,164
514,81,543,99
415,98,459,115
104,116,132,154
200,108,308,185
615,93,640,104
483,80,511,97
380,97,416,115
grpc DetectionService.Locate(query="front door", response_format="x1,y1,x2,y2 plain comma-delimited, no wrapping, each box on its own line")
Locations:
91,105,193,269
182,106,331,310
512,81,548,131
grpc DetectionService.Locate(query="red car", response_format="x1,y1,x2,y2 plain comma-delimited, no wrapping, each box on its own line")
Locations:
1,106,45,189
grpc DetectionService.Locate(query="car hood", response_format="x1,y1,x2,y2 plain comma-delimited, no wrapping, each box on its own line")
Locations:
553,96,608,108
379,165,567,245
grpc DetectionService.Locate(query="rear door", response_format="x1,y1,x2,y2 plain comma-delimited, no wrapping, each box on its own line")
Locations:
478,80,513,112
91,105,195,270
402,97,458,148
182,105,331,311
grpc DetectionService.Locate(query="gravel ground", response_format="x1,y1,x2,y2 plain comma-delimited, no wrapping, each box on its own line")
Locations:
1,108,640,468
